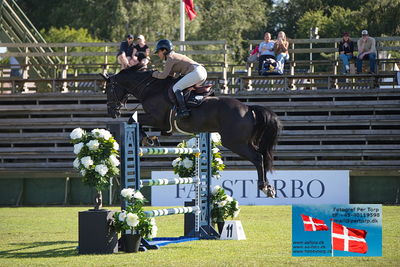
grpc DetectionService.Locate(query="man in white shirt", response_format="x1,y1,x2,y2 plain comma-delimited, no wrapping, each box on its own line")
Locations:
356,30,377,74
258,32,275,74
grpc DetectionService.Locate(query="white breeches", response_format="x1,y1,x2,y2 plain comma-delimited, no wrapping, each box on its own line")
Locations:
173,65,207,92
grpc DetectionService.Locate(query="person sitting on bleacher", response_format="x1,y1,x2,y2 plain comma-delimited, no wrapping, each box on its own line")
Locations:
117,34,135,70
356,30,377,74
274,31,289,74
338,32,355,74
258,32,275,75
131,34,150,68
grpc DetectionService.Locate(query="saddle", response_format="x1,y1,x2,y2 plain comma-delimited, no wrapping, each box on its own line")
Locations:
168,83,214,107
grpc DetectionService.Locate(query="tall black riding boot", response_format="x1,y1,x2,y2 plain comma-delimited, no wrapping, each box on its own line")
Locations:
174,91,190,119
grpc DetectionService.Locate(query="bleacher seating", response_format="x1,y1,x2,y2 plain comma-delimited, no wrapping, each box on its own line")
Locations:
0,89,399,177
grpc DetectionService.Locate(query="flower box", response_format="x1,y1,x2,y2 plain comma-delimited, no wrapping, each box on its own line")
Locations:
78,209,118,254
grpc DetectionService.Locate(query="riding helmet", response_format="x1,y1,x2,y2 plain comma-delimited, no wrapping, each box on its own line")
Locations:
154,39,173,54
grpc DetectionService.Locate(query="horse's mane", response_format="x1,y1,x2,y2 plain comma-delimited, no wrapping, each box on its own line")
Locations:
120,63,149,74
116,64,175,99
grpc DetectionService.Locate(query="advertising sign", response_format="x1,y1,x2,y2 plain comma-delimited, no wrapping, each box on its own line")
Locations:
151,170,349,206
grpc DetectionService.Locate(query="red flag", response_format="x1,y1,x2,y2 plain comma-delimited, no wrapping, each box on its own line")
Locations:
332,222,368,254
300,214,329,231
183,0,197,20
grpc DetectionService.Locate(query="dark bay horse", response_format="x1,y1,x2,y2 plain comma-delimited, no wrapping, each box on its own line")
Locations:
101,66,282,197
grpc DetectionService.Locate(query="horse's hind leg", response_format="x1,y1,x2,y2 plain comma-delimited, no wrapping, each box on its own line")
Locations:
223,141,275,198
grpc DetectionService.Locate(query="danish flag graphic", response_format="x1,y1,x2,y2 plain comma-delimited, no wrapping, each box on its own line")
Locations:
300,214,329,231
332,222,368,254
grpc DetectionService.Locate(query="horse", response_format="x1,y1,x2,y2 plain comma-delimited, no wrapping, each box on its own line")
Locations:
100,65,282,197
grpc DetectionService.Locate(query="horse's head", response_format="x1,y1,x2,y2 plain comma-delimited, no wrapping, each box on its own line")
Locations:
100,73,128,118
101,66,154,118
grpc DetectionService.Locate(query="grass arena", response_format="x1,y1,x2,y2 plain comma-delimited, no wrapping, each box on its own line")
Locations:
0,206,399,266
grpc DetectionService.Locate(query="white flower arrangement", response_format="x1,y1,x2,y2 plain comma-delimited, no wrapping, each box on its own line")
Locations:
211,132,221,143
70,127,120,191
70,128,85,140
113,188,156,239
73,142,84,154
210,185,240,223
172,134,225,178
87,139,100,151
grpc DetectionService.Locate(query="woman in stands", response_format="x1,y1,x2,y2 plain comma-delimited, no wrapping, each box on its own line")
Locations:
258,32,275,75
152,39,207,119
338,32,354,74
274,31,290,74
131,34,150,68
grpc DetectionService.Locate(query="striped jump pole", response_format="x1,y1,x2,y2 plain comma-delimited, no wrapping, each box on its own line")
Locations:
140,147,200,155
140,178,199,187
144,206,200,217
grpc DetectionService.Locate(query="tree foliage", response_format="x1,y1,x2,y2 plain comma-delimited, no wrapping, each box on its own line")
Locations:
15,0,400,64
40,26,104,69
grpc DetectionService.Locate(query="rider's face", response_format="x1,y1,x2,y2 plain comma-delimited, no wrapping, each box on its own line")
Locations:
157,50,165,60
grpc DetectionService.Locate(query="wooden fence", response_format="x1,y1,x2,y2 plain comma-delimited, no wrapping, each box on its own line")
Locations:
0,40,229,92
0,37,399,93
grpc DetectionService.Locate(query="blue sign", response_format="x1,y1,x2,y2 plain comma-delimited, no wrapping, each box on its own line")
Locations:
292,204,382,257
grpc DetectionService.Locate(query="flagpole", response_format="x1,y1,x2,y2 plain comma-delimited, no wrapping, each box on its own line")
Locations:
179,0,185,51
331,219,334,257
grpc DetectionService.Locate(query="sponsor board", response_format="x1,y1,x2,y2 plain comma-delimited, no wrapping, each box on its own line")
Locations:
151,170,349,206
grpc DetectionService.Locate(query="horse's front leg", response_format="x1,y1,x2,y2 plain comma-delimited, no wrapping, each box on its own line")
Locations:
263,168,276,199
129,113,161,146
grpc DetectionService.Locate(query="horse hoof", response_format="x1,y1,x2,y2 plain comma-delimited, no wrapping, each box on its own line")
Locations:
261,185,276,198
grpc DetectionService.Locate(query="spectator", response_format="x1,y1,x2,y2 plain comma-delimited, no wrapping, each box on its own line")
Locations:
274,31,290,74
152,39,207,119
258,32,275,75
131,35,150,68
9,56,22,77
338,32,354,74
117,34,135,70
356,30,377,74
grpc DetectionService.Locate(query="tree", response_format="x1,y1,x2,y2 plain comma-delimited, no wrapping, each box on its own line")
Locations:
324,7,366,38
195,0,270,62
14,0,400,65
296,7,367,39
41,26,104,71
360,0,400,36
268,0,326,38
296,10,332,39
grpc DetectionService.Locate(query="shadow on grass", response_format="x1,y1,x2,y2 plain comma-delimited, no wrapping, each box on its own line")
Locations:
0,241,78,258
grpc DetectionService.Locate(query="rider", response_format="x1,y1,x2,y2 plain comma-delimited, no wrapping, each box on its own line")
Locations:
152,39,207,119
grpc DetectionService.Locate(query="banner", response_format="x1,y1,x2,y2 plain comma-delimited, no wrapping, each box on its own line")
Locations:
151,170,349,206
183,0,197,20
292,204,382,257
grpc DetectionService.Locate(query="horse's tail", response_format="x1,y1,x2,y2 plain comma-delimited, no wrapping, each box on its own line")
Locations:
250,105,282,172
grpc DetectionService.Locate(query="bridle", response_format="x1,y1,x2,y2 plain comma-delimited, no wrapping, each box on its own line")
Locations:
106,76,127,111
106,72,155,111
